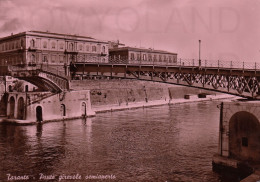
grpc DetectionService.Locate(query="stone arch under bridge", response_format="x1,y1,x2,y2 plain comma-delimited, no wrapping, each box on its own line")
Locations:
219,102,260,162
229,111,260,162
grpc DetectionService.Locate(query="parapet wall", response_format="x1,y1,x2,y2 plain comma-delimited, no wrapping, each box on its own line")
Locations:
5,90,95,124
1,79,220,123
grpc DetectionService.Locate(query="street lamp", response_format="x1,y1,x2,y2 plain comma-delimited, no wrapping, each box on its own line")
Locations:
199,40,201,66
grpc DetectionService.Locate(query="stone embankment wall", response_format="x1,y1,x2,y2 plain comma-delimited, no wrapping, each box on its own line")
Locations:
0,79,220,117
71,79,219,106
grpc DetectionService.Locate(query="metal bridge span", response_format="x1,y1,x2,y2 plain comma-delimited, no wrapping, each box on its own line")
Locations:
1,59,260,99
73,60,260,99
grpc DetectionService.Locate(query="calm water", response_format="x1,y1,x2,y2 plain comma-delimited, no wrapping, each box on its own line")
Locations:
0,101,239,182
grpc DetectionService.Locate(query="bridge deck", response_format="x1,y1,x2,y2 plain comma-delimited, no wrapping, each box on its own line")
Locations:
1,59,260,99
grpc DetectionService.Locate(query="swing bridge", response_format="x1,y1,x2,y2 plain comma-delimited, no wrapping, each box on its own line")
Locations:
1,58,260,99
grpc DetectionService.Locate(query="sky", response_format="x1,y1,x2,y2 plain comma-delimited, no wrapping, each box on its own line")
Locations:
0,0,259,62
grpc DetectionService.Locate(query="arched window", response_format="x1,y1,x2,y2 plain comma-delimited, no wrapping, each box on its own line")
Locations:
148,54,152,61
169,56,171,62
81,102,86,116
31,54,35,63
43,41,47,48
60,104,66,116
25,85,29,92
137,54,140,60
8,85,12,92
86,45,89,51
59,43,64,49
36,106,43,122
43,55,48,63
92,46,96,52
21,39,24,48
102,46,106,53
30,39,35,48
130,53,135,60
79,44,83,51
69,43,74,51
51,42,56,49
154,55,157,61
143,54,146,61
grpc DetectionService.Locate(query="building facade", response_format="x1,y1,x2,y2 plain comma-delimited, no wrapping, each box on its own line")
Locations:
0,31,109,67
109,47,177,64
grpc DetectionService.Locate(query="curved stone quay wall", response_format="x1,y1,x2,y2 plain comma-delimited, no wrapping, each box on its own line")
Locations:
1,79,220,124
4,90,95,124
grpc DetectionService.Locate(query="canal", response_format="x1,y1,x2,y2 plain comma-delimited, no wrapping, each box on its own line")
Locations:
0,101,239,182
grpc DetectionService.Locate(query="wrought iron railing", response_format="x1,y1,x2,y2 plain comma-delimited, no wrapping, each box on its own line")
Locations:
2,58,260,73
7,64,67,78
79,58,260,71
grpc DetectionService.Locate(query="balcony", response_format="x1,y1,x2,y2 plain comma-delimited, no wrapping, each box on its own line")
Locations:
28,46,37,51
101,52,107,56
64,49,78,55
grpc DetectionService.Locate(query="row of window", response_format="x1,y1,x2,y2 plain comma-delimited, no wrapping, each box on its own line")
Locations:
0,39,24,52
30,39,107,53
0,53,109,65
0,56,23,65
0,38,107,53
40,54,108,64
111,53,176,62
131,53,176,62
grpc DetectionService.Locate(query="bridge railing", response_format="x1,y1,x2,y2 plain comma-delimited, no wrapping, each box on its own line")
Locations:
2,59,260,75
6,64,67,78
38,64,67,78
176,59,259,70
104,58,260,70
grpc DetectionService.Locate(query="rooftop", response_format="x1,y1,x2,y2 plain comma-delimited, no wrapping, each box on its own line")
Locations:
109,46,177,55
28,30,94,40
0,31,108,43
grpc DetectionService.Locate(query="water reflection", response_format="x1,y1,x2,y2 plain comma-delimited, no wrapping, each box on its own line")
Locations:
82,118,93,153
36,123,42,138
0,102,240,181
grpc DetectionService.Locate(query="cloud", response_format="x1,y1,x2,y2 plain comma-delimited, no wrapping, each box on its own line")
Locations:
0,0,259,61
0,18,22,32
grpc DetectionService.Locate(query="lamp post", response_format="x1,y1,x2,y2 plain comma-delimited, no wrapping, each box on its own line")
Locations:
199,40,201,67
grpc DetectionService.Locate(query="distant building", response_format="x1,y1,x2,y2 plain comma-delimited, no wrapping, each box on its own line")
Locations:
109,47,177,64
0,31,109,66
0,76,37,93
108,40,125,49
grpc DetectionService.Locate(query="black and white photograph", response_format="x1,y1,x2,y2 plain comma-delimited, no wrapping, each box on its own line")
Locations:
0,0,260,181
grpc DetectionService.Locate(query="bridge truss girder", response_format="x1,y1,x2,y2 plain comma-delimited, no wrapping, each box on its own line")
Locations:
74,63,260,99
